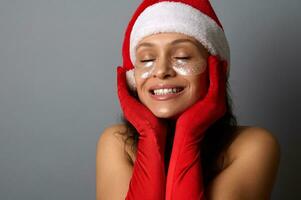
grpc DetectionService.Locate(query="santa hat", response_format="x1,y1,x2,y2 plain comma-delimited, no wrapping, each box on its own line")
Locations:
121,0,230,90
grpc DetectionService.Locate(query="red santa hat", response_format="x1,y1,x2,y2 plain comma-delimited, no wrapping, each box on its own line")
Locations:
121,0,230,90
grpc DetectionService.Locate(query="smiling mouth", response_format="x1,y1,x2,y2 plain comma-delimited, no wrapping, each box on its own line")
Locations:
149,87,184,95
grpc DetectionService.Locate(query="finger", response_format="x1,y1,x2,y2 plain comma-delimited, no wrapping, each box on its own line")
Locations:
117,66,152,121
117,66,130,103
222,60,228,77
205,55,221,100
219,60,228,99
117,66,140,111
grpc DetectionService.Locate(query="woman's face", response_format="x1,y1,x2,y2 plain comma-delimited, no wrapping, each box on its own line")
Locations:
134,32,210,119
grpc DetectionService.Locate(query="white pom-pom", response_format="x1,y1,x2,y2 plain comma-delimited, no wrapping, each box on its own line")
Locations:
126,69,137,91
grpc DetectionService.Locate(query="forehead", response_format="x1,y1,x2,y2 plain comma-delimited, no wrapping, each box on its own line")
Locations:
140,32,197,42
136,32,205,52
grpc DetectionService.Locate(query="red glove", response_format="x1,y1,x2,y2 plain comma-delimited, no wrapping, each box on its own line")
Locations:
117,66,167,200
165,55,228,200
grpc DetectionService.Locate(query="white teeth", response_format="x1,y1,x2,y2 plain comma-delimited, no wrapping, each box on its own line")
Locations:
153,88,182,95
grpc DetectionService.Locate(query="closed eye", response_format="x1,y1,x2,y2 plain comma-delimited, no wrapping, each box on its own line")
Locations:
175,57,191,60
141,59,155,63
141,57,190,63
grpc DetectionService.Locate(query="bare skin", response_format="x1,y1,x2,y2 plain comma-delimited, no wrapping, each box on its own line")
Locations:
133,32,210,118
96,33,281,200
97,124,280,200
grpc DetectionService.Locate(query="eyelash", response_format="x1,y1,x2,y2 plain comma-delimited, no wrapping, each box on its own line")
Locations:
175,57,190,60
141,59,154,63
140,57,190,62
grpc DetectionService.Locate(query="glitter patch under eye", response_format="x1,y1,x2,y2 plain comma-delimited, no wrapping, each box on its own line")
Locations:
134,59,206,79
135,61,155,79
172,60,204,75
144,61,154,68
141,72,149,79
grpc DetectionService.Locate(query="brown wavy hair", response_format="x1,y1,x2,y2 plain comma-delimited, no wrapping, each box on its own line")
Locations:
117,78,238,188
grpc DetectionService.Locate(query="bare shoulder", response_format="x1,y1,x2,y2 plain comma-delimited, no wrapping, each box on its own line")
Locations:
206,125,281,199
97,123,128,145
97,124,134,163
226,125,281,164
96,123,134,200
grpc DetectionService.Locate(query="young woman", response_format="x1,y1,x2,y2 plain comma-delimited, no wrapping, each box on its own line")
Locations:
96,1,281,199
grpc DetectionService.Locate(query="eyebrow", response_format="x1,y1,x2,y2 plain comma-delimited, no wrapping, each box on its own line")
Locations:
136,38,199,51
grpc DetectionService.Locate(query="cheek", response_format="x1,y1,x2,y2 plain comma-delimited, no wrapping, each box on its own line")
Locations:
134,70,142,89
134,72,147,99
192,67,209,100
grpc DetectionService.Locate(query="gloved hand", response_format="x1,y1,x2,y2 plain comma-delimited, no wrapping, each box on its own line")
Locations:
117,66,168,200
165,55,228,200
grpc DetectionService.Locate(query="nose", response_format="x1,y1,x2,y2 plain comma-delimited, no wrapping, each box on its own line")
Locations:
151,58,176,79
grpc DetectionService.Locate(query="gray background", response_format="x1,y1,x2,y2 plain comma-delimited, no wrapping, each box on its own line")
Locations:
0,0,300,199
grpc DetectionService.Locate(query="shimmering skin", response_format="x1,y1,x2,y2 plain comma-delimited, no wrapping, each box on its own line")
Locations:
135,58,206,79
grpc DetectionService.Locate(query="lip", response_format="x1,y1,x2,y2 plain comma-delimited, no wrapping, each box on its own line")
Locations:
148,85,185,101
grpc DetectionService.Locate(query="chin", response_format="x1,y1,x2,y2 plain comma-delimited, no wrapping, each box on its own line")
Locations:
150,106,185,119
153,112,174,119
